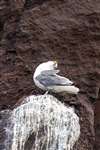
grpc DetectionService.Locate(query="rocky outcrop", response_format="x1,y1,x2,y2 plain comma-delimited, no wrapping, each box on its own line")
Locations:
0,0,100,149
4,95,80,150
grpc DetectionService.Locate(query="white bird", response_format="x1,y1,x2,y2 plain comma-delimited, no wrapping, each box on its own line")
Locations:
33,61,79,94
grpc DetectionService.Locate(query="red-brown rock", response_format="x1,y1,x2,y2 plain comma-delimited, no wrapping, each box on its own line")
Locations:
0,0,100,149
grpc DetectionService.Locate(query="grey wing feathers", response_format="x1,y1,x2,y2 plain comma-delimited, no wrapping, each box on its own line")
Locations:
36,73,73,87
41,70,60,75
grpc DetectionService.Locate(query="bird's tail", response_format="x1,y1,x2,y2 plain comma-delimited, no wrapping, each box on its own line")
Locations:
63,85,79,94
48,85,79,95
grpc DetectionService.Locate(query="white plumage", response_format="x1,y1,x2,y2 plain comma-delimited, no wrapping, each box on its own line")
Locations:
33,61,79,94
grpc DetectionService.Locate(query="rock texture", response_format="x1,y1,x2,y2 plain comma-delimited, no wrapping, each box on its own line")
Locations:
95,90,100,150
0,0,100,149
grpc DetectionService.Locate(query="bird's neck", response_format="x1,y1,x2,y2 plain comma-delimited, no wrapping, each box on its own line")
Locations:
34,68,41,78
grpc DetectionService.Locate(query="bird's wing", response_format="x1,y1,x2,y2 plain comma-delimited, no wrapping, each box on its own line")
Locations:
41,70,60,75
36,73,73,87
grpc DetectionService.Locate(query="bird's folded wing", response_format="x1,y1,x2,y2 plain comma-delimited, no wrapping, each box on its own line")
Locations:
36,73,73,87
41,70,60,75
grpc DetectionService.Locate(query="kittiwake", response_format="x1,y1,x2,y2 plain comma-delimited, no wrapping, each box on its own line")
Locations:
33,61,79,94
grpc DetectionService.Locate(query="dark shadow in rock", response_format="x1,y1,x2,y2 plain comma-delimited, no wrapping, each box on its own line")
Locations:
24,126,47,150
24,0,48,9
24,132,36,150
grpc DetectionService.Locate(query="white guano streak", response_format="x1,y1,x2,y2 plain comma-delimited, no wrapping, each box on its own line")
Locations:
11,95,80,150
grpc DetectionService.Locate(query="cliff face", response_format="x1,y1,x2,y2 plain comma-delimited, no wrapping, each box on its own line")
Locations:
0,0,100,149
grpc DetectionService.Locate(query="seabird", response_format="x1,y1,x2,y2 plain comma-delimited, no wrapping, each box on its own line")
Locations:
33,61,79,94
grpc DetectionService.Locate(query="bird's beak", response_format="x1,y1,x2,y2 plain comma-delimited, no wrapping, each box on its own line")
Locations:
53,60,57,64
53,61,58,68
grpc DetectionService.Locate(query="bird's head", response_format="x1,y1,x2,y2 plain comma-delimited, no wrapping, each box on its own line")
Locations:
44,61,58,70
34,61,58,77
